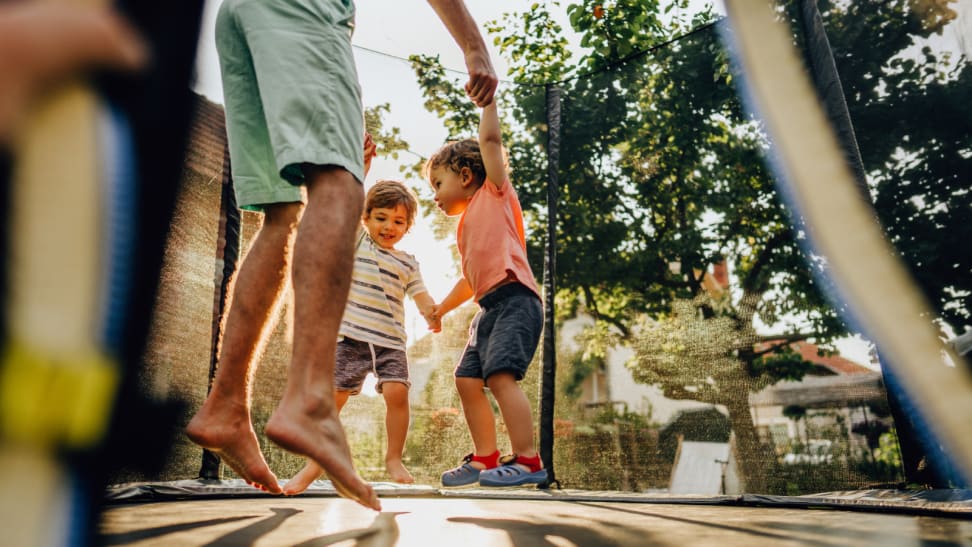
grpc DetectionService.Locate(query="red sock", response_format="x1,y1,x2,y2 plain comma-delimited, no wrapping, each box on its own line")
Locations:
471,450,500,469
514,453,543,473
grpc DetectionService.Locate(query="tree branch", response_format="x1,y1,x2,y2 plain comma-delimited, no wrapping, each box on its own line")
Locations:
739,333,815,360
582,284,600,319
741,230,786,293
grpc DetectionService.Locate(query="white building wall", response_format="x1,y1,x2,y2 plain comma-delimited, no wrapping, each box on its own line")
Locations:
562,315,712,423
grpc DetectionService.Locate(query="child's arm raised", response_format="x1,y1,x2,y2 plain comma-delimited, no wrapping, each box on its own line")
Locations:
479,101,505,191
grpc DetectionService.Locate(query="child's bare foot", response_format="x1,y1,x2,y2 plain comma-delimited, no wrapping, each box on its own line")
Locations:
283,461,323,495
385,459,414,484
186,400,282,495
266,399,381,511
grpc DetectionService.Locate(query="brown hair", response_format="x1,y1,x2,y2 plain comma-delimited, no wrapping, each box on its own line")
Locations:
364,180,418,228
424,137,509,186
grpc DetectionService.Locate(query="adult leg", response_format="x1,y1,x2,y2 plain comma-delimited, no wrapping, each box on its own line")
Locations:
486,372,540,470
265,165,380,510
186,202,303,494
456,376,498,468
282,390,351,495
380,382,413,483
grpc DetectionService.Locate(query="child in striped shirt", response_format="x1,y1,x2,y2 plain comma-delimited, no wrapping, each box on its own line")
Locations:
284,137,439,492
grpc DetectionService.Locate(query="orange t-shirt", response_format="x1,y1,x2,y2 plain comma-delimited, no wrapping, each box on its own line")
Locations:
457,177,540,302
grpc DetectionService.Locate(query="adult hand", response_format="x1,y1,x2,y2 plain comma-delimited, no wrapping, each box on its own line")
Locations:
362,132,377,175
463,49,497,107
0,3,148,144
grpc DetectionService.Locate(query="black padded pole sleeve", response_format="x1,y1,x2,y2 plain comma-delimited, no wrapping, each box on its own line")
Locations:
539,84,562,488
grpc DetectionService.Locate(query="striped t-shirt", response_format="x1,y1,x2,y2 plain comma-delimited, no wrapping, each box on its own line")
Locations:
339,230,428,350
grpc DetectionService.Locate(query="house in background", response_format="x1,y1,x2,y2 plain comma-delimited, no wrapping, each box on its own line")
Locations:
559,314,712,423
560,259,891,466
749,341,889,461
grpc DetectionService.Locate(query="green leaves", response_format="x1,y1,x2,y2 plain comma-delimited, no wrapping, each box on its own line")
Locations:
365,103,409,162
407,0,968,383
488,2,572,84
809,0,972,330
407,54,479,139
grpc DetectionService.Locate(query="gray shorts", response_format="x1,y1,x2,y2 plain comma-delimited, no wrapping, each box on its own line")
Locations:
216,0,364,211
335,337,410,395
455,283,543,381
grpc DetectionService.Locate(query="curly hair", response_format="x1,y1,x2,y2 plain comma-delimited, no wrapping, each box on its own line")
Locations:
424,137,508,186
365,180,418,228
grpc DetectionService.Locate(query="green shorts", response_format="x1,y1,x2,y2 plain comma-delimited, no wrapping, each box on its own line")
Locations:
216,0,364,211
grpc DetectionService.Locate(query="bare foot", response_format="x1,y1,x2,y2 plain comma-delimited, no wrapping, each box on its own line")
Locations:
266,400,381,511
386,459,414,484
283,461,323,495
186,400,282,495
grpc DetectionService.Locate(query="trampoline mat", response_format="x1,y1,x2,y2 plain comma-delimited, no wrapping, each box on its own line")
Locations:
100,483,972,546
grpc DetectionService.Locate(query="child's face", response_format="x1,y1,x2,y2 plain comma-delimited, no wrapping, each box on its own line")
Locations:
363,204,410,249
429,165,472,216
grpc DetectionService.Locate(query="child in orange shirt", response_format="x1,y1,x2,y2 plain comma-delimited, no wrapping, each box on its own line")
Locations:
426,98,546,487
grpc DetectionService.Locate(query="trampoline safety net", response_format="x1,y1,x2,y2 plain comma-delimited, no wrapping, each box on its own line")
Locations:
124,0,971,497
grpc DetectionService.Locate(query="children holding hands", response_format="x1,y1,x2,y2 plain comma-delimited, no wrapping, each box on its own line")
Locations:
294,94,549,491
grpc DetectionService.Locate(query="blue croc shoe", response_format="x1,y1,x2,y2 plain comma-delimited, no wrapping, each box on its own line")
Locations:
441,462,480,487
478,454,548,487
441,451,499,487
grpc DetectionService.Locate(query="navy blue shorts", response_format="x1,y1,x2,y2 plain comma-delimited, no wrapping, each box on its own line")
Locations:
455,283,543,381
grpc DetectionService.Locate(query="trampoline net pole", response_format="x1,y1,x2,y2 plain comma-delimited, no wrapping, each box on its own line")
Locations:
199,143,241,480
539,83,562,488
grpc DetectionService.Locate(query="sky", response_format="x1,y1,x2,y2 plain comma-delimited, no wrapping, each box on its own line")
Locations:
189,0,972,369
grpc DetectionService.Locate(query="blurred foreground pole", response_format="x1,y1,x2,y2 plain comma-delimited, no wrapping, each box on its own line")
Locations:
721,0,972,488
797,0,947,487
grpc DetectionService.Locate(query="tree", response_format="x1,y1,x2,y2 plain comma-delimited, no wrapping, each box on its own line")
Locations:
408,0,968,492
500,0,827,491
808,0,971,334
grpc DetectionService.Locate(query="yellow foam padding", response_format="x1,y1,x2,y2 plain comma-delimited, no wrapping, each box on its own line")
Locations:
5,40,115,449
0,340,118,448
723,0,972,476
0,2,115,543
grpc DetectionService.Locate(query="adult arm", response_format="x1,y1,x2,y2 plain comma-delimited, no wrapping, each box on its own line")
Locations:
425,0,497,107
